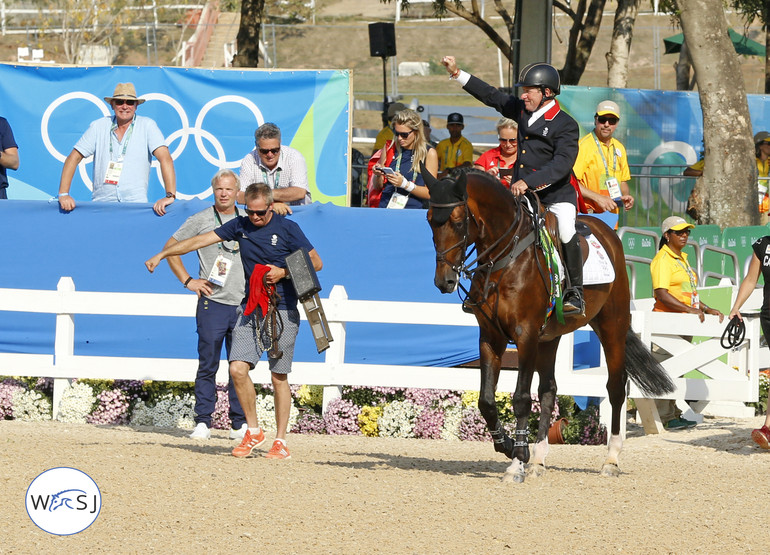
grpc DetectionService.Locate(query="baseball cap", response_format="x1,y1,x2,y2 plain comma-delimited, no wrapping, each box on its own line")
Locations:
661,216,695,234
595,100,620,118
754,131,770,144
387,102,407,119
447,112,464,125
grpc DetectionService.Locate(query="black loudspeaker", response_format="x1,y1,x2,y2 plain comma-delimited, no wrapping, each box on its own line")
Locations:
285,248,322,301
368,22,396,58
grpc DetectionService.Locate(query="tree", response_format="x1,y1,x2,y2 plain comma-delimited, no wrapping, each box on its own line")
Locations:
39,0,135,64
731,0,770,93
677,0,757,227
606,0,641,87
232,0,265,67
383,0,607,85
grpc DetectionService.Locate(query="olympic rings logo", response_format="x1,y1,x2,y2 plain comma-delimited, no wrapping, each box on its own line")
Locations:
41,92,264,200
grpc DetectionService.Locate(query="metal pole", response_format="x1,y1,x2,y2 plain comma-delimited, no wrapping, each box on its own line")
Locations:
382,56,388,127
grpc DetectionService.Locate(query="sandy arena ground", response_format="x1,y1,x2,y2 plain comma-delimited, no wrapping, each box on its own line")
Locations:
2,416,770,554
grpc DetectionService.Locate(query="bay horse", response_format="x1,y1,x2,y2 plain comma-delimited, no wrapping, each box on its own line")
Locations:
424,168,673,482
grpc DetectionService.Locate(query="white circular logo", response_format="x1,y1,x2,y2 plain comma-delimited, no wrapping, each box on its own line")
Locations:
26,467,102,535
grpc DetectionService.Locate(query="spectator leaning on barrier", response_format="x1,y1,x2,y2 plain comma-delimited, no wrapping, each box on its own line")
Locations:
728,233,770,449
146,183,323,460
238,122,311,213
0,115,19,199
650,216,724,430
436,112,474,177
473,117,518,188
573,100,634,222
57,82,177,216
163,169,247,441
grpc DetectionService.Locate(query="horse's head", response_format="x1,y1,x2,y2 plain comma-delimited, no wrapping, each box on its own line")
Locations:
423,167,472,293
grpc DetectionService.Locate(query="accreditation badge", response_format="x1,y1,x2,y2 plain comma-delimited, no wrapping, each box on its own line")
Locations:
387,192,409,209
691,292,699,308
603,176,622,201
103,161,123,185
208,254,232,287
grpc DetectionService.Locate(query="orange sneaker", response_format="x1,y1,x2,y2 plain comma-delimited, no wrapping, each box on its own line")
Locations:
264,440,291,460
751,425,770,449
232,428,266,458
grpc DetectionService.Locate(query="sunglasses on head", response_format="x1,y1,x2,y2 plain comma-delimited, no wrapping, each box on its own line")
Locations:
245,208,270,216
259,147,281,155
393,130,413,139
498,137,517,144
670,228,691,236
113,99,136,106
596,115,619,125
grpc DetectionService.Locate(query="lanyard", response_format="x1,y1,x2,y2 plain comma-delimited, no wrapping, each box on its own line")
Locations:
213,206,240,254
109,119,135,161
592,133,617,177
674,255,698,296
443,141,461,168
394,151,418,183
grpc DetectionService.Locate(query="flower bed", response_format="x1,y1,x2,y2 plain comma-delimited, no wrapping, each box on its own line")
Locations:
0,376,623,445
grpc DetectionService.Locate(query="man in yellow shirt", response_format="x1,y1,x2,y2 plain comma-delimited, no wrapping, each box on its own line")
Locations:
436,112,474,177
372,102,406,155
573,100,634,221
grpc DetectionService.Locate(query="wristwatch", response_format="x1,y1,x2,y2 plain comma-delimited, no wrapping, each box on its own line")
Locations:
165,191,176,199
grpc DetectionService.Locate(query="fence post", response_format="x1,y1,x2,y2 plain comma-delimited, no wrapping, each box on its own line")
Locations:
52,277,76,420
321,285,347,414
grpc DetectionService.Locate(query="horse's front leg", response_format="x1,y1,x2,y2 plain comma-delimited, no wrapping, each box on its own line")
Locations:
477,335,514,459
527,339,560,478
502,339,538,483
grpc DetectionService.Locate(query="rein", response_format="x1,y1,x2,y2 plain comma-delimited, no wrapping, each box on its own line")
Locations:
261,275,284,359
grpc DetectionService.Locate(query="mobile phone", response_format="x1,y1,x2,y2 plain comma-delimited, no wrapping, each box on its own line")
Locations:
380,167,395,175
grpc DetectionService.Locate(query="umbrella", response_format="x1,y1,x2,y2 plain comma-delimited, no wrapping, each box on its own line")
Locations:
663,28,765,58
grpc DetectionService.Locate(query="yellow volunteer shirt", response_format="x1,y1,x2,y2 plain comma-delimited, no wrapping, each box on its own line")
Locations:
373,127,394,154
650,245,697,312
573,132,631,214
437,136,474,171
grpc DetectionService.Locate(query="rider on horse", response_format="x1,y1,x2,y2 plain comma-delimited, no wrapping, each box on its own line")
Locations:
442,56,584,315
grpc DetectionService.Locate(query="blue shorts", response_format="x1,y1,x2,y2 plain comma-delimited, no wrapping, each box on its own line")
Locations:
229,304,300,374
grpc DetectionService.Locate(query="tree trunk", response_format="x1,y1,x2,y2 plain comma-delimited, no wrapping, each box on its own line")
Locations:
562,0,607,85
674,39,694,91
678,0,757,227
232,0,265,68
606,0,640,88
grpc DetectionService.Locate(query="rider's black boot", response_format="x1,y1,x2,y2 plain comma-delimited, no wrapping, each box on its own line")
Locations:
561,235,585,316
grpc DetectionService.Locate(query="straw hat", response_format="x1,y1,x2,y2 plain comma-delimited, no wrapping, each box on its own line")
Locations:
104,83,145,105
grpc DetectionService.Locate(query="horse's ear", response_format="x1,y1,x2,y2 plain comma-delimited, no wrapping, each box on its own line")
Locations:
420,163,437,190
456,170,467,197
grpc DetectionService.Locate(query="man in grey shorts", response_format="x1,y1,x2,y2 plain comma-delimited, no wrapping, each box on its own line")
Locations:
146,183,322,460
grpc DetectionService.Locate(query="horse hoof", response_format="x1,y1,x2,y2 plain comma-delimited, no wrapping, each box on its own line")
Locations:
527,464,546,478
502,470,526,483
600,463,620,477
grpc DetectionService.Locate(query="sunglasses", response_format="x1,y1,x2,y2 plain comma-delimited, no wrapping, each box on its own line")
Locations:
245,208,270,216
259,147,281,155
498,137,517,144
670,228,691,236
393,130,413,139
113,99,137,106
596,116,619,125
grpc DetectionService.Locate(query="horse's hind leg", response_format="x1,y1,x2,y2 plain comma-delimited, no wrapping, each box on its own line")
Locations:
593,317,629,477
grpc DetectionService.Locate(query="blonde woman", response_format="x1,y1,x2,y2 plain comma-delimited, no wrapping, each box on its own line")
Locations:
474,117,518,188
371,108,438,209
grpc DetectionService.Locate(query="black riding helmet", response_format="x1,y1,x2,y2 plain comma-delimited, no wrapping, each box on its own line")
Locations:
516,62,561,110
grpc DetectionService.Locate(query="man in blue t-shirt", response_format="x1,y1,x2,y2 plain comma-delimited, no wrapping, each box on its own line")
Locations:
146,183,322,460
0,116,19,199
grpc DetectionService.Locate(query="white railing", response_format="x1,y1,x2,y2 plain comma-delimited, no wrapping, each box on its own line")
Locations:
0,278,762,437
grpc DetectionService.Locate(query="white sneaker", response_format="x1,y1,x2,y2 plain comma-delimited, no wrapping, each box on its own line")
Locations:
189,422,211,440
229,423,248,440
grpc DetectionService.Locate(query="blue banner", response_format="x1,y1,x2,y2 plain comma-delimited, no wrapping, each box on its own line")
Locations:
0,64,351,205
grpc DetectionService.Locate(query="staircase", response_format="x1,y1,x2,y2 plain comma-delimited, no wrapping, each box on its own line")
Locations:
200,11,240,68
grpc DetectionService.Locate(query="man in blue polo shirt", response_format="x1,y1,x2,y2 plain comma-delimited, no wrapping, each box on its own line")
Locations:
146,183,322,460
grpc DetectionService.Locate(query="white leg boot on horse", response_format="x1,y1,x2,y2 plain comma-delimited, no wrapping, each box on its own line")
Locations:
561,235,585,316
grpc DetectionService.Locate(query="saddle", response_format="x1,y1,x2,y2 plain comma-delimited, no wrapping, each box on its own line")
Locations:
542,210,590,264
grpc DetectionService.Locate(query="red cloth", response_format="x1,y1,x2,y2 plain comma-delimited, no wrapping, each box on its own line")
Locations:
366,140,395,208
570,172,589,214
244,264,272,317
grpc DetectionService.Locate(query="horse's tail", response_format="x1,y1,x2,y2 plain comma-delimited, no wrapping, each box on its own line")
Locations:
624,327,674,396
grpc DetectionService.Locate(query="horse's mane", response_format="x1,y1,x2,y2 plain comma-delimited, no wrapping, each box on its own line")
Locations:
451,167,518,213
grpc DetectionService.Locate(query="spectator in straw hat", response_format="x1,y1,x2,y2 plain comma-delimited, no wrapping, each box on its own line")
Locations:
57,82,177,216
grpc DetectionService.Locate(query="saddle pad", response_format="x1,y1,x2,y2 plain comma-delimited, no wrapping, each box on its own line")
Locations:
556,233,615,286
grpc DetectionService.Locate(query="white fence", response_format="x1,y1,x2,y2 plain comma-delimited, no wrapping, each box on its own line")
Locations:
0,278,763,437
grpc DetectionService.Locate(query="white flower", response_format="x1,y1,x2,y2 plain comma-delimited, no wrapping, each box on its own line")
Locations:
378,400,421,438
57,382,96,423
11,389,52,421
441,406,462,441
255,394,299,432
